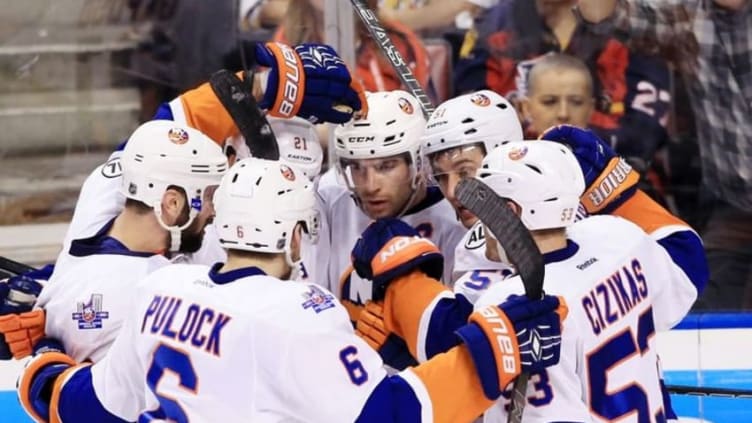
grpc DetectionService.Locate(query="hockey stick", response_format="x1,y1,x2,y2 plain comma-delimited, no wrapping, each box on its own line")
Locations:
455,178,545,423
0,256,36,279
209,69,280,160
667,384,752,399
348,0,434,119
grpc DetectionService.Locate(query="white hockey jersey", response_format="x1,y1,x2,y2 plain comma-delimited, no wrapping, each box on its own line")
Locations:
46,263,497,423
317,168,466,294
472,215,698,422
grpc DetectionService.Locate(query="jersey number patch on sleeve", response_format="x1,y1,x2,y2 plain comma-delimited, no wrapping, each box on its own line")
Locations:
140,344,198,423
340,345,369,385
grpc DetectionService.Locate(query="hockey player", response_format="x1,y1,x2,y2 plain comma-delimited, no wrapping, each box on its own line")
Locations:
420,90,523,283
325,90,466,294
353,131,708,421
0,41,367,361
16,157,568,423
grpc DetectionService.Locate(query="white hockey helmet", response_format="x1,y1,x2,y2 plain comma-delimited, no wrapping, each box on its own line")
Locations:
213,158,319,265
120,120,228,251
477,140,585,231
422,90,523,158
334,90,427,189
271,116,323,180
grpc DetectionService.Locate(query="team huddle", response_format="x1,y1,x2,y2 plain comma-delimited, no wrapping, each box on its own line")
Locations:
0,41,707,423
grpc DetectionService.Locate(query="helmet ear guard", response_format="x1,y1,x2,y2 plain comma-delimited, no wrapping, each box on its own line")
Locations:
477,140,585,231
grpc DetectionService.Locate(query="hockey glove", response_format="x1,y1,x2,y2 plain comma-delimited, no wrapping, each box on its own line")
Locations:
540,124,640,214
350,218,444,302
255,42,368,124
355,301,418,370
0,274,45,360
455,294,567,399
17,338,81,423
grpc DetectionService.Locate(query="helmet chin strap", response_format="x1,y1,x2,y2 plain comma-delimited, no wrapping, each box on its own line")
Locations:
153,203,200,253
284,232,305,281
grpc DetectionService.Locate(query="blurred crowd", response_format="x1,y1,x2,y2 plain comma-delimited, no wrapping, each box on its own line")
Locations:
56,0,752,310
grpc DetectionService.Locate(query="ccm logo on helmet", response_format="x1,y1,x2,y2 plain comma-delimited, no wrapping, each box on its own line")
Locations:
278,44,301,117
348,136,375,143
478,306,517,374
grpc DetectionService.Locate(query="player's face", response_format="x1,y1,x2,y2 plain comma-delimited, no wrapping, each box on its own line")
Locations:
429,145,485,228
522,68,594,136
340,154,414,219
178,185,218,253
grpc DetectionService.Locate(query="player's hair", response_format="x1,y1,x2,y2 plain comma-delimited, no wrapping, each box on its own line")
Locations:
527,53,594,97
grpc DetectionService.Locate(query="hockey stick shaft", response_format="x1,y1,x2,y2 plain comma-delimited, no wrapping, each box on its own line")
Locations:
348,0,435,119
667,384,752,399
0,256,36,276
455,178,545,423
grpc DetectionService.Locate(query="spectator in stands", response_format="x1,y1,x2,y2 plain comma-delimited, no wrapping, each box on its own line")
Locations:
520,52,594,135
453,0,673,176
273,0,432,95
378,0,499,36
576,0,752,310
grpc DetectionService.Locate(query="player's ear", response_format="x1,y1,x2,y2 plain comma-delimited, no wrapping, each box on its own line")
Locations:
160,187,188,226
505,199,522,217
290,222,304,262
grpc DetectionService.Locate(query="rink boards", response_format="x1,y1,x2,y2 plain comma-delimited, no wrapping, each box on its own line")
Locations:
1,313,751,422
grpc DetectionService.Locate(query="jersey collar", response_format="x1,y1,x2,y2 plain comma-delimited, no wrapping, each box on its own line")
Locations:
209,262,267,285
542,239,580,264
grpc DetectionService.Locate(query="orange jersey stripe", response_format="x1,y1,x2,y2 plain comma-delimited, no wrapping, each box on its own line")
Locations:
383,272,449,359
412,346,494,423
612,190,688,235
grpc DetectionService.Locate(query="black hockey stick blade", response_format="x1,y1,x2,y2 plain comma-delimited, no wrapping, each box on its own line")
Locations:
455,178,545,300
349,0,434,119
667,384,752,399
209,69,280,160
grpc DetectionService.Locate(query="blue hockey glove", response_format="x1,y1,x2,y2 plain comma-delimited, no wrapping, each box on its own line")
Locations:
456,295,568,399
255,42,368,124
17,337,76,422
350,218,444,302
0,274,45,360
540,124,640,214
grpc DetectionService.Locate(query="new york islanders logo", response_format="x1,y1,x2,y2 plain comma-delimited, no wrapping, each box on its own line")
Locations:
280,164,296,181
167,127,190,144
398,97,414,115
72,294,110,330
508,146,528,160
470,93,491,107
301,285,335,313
